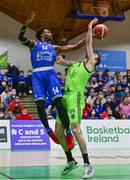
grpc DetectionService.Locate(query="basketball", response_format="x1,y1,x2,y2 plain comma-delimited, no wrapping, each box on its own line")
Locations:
93,24,109,39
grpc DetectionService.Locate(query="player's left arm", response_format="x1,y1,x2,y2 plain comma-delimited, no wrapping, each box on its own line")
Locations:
56,55,76,67
85,18,98,72
18,11,36,48
54,38,86,53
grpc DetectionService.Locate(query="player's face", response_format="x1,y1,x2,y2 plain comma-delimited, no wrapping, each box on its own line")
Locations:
40,29,53,41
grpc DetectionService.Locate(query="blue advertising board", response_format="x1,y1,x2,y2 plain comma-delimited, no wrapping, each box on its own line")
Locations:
96,50,126,72
10,120,50,150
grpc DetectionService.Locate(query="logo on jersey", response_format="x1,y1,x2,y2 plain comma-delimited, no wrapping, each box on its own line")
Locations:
36,45,53,61
70,108,76,119
36,51,52,61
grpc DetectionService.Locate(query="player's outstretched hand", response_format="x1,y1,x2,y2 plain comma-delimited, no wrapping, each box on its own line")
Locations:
88,18,98,28
25,10,35,26
56,55,65,65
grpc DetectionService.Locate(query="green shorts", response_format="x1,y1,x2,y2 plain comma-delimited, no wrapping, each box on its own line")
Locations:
56,92,85,125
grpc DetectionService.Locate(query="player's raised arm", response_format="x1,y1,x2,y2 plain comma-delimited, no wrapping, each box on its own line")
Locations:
18,11,36,47
56,55,76,67
85,18,100,72
55,38,86,53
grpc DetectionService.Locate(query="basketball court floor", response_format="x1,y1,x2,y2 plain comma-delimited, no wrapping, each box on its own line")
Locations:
0,148,130,179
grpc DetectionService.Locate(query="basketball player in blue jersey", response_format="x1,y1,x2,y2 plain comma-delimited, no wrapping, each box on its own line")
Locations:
18,11,86,150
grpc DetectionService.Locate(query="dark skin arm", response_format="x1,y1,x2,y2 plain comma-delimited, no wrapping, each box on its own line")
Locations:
54,38,86,53
18,11,36,48
19,11,86,52
19,11,86,54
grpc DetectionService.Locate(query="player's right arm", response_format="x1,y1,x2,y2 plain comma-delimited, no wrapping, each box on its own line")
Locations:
85,18,98,72
18,11,36,48
56,55,76,67
54,38,86,53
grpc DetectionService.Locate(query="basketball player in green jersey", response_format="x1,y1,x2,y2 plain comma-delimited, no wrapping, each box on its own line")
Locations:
56,18,100,179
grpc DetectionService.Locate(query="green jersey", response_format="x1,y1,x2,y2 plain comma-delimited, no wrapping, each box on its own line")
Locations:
57,61,93,125
64,61,92,94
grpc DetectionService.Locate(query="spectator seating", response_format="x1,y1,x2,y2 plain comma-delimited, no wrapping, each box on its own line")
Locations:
20,96,38,119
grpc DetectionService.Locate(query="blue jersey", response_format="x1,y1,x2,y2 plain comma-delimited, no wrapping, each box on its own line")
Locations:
31,41,56,69
30,41,62,102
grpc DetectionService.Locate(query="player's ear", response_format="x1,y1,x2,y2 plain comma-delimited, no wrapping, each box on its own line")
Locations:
94,52,101,66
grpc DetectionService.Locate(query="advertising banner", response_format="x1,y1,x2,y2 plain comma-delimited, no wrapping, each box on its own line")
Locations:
10,120,50,150
96,50,126,72
0,48,8,68
49,120,130,149
1,120,129,150
81,120,130,149
0,120,11,149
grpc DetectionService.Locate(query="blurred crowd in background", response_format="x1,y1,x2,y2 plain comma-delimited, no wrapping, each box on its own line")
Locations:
0,63,130,120
83,69,130,119
0,63,33,120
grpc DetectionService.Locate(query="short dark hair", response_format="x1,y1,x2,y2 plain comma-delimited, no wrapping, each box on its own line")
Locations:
36,27,46,40
85,51,101,67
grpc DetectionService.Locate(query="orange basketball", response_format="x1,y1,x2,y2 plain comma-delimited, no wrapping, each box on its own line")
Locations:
93,24,109,39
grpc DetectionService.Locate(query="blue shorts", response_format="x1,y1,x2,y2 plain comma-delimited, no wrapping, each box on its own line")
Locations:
32,70,63,102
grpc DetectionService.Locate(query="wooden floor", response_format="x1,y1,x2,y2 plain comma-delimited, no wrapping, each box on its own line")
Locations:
0,149,130,179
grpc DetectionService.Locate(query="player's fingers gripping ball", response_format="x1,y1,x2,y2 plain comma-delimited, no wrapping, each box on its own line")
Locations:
93,24,109,40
